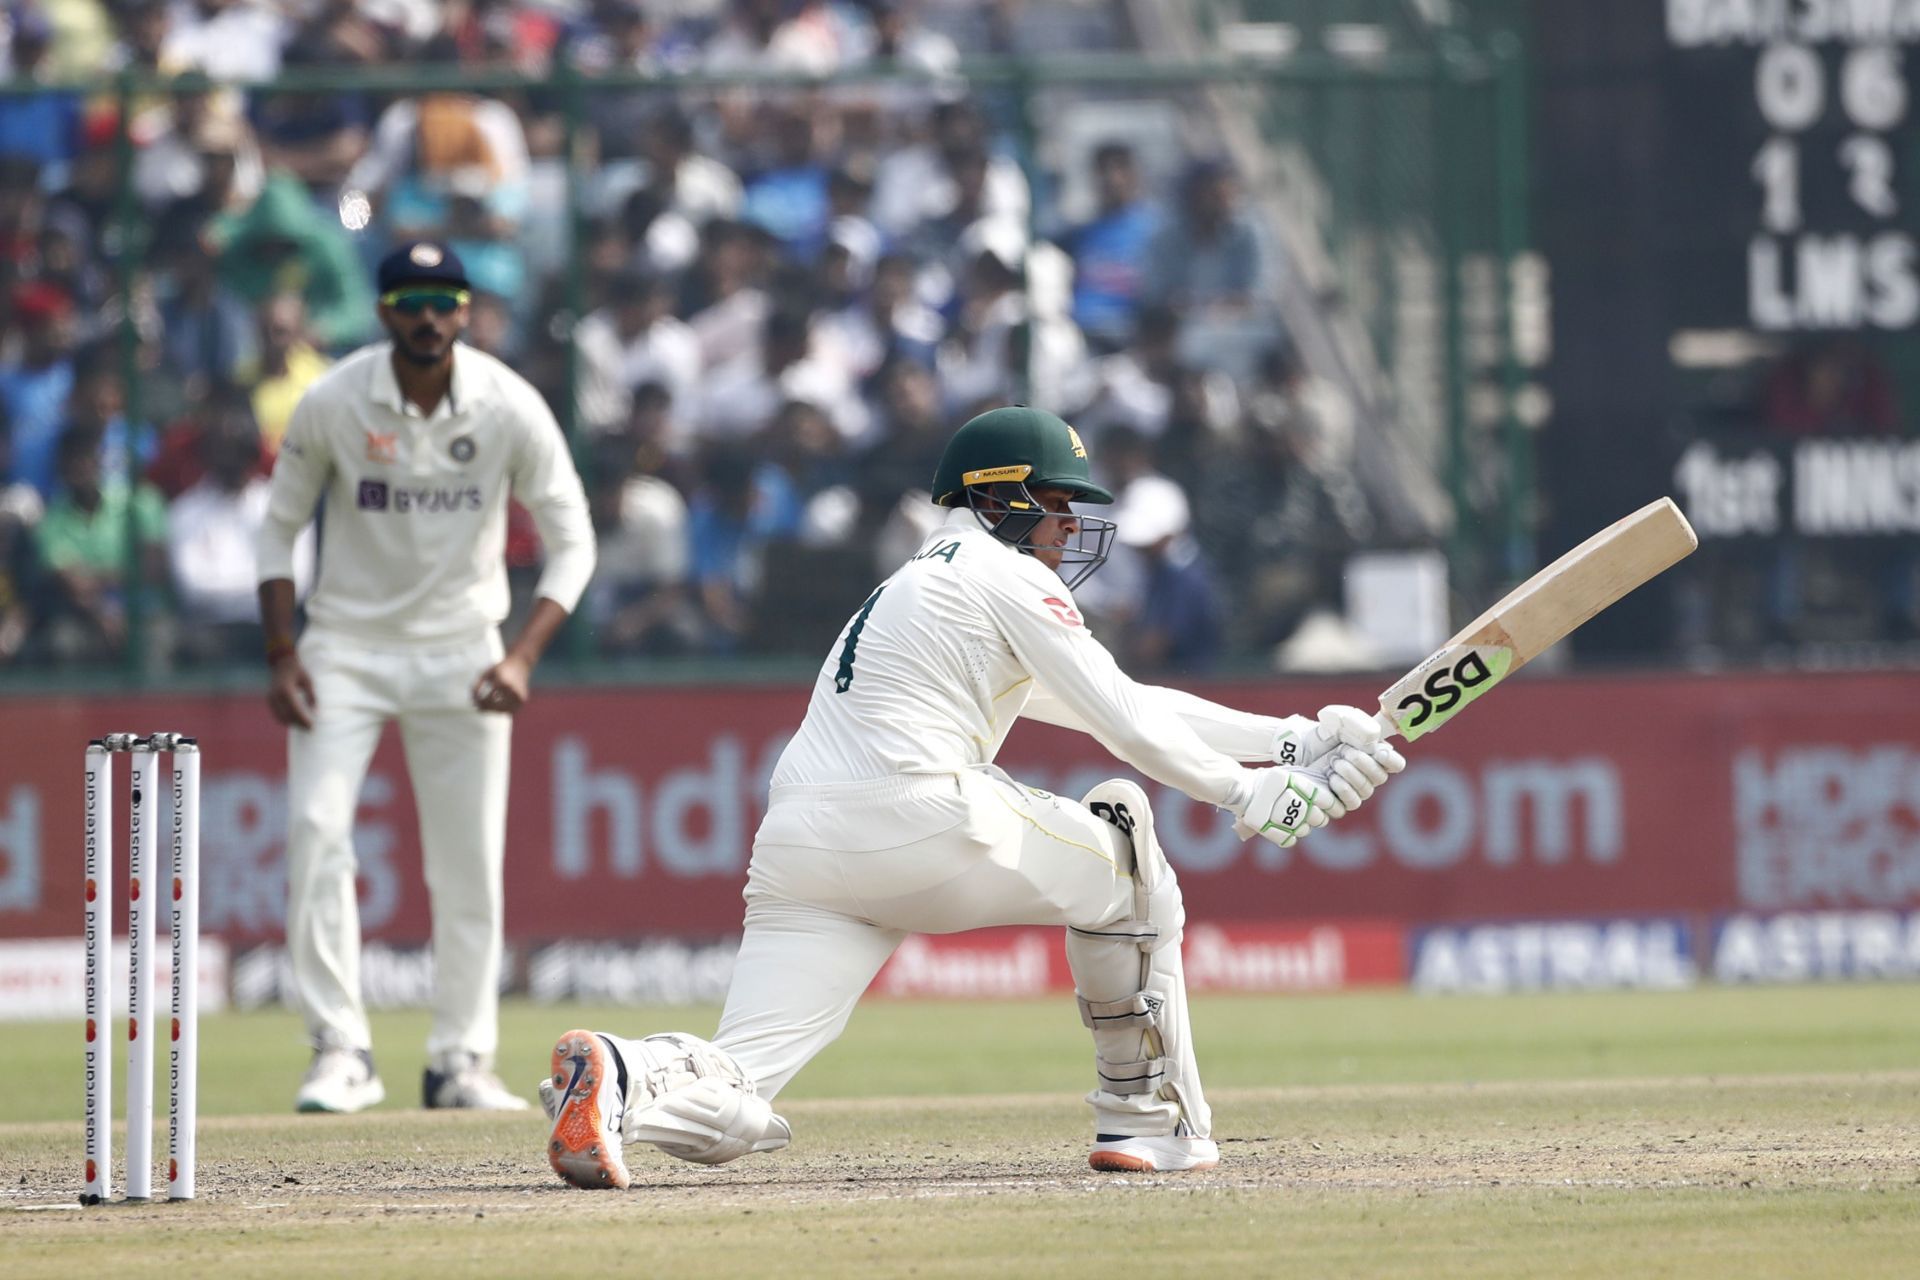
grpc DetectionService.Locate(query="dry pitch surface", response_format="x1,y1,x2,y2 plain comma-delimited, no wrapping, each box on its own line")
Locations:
5,991,1920,1276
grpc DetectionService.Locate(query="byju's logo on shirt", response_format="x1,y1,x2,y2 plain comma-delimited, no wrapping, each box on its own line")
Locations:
356,479,483,514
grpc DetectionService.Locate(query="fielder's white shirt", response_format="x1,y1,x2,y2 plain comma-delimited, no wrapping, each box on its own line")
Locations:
255,342,596,642
771,509,1301,812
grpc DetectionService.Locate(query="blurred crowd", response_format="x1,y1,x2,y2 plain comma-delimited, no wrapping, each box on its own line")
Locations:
0,0,1380,676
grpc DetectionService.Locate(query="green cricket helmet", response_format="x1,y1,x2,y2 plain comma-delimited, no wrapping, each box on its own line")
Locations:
930,406,1117,588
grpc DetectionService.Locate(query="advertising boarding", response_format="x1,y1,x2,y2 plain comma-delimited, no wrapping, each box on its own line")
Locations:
0,670,1914,1005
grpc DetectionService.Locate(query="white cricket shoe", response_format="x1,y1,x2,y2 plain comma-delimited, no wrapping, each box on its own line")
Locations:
544,1030,630,1189
423,1051,532,1111
1089,1133,1221,1173
295,1046,386,1114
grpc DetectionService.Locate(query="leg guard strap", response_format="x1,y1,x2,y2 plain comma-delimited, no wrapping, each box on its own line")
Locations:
1078,991,1162,1031
1095,1055,1170,1096
1068,921,1159,953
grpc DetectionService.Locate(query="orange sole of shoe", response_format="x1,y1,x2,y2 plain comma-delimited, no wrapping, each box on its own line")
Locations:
1088,1151,1154,1172
547,1030,630,1190
1088,1151,1220,1173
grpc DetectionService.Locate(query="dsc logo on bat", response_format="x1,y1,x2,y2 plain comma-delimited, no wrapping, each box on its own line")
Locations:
1396,650,1497,729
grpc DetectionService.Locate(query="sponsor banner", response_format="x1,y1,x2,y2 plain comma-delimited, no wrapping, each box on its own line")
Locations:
229,943,517,1013
231,939,740,1010
1732,741,1920,911
873,929,1058,999
1183,921,1404,992
0,671,1914,944
1411,918,1698,994
1712,911,1920,984
219,922,1402,1009
870,922,1404,999
524,939,738,1006
0,937,229,1021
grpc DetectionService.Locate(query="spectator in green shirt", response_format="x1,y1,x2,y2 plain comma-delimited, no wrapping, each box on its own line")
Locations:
210,171,376,351
34,426,168,663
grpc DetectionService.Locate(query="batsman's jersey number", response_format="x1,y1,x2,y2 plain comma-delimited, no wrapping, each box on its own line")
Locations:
833,587,886,694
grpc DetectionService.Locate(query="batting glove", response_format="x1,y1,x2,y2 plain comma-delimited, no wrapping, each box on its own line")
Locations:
1231,766,1337,849
1272,705,1408,819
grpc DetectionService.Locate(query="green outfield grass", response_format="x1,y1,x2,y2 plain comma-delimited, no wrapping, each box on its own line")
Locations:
5,985,1919,1277
11,983,1920,1124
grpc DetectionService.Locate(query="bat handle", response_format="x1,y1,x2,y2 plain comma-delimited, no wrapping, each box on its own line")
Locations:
1375,708,1402,741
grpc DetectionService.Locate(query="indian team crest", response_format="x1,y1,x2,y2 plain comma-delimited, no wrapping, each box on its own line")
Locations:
450,435,476,462
410,243,445,268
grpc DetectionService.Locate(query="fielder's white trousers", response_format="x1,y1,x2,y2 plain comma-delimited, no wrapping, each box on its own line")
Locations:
284,626,511,1058
713,766,1210,1136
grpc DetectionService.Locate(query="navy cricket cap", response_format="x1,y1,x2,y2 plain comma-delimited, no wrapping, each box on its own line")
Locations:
376,241,470,293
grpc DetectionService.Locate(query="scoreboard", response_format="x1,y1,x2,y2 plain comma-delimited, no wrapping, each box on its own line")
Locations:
1530,1,1920,655
1661,1,1920,333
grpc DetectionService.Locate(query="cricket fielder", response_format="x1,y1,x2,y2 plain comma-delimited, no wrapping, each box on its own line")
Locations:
256,241,595,1113
539,406,1401,1185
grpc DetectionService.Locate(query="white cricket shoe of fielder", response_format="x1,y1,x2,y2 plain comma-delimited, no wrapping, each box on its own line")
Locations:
423,1051,532,1111
1089,1132,1221,1173
544,1030,631,1190
295,1046,386,1114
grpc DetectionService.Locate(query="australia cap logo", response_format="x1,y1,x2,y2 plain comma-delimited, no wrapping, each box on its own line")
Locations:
410,243,444,268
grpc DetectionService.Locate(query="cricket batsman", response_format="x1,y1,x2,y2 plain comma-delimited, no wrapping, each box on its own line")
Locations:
539,406,1403,1186
256,241,596,1113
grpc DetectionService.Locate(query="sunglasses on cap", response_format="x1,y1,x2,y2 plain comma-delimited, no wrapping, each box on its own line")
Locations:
380,286,471,315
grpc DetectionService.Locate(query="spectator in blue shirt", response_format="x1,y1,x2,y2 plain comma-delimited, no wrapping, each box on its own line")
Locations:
152,206,257,393
687,446,802,650
1142,157,1264,317
250,43,371,200
0,338,153,505
0,8,82,170
1111,473,1222,674
741,105,832,263
0,279,78,491
1063,141,1159,351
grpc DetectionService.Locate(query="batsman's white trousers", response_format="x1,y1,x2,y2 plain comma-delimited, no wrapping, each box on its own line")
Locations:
714,766,1210,1136
284,626,511,1058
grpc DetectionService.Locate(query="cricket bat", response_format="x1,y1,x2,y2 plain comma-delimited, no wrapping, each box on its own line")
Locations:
1375,497,1698,742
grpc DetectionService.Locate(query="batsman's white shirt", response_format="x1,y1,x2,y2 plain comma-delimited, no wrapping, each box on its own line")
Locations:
256,341,594,1061
770,509,1288,807
255,341,595,639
